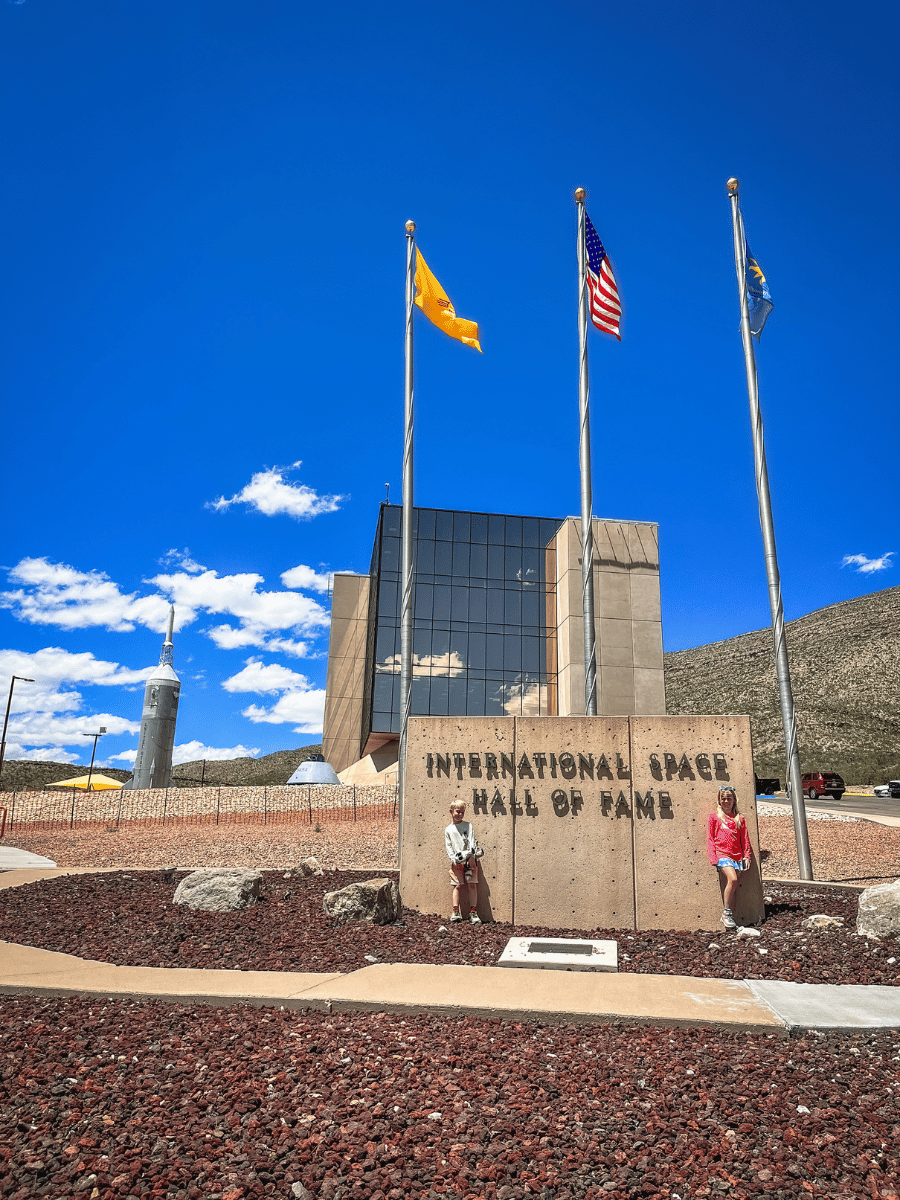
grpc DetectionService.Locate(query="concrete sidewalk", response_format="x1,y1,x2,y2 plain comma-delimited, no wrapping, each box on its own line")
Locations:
1,866,899,1036
0,939,788,1034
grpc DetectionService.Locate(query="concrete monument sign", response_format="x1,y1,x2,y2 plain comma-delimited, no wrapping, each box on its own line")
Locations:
400,715,764,932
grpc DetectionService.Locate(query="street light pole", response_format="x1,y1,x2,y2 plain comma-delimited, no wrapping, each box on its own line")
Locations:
0,676,35,784
82,727,107,792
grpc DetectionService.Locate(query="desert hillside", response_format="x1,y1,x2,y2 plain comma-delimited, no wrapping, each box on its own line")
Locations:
1,746,321,792
664,585,900,783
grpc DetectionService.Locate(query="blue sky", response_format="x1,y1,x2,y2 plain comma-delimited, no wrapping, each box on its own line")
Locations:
1,0,897,769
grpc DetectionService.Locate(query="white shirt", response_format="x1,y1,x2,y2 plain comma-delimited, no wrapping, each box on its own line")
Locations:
445,819,478,862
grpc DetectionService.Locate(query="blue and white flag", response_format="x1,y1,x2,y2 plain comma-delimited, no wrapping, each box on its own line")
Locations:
745,243,773,339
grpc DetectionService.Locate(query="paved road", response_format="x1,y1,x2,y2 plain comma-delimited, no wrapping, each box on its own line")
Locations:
763,793,900,824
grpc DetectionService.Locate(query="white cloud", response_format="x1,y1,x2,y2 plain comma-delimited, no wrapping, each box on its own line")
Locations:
377,651,466,677
2,557,330,656
221,658,325,735
208,462,345,521
841,551,894,575
107,750,137,765
171,741,261,764
221,659,314,694
0,648,151,754
502,681,548,716
160,548,206,574
1,558,173,633
205,625,311,657
4,712,140,750
241,691,326,735
4,745,79,763
0,647,151,701
281,564,335,593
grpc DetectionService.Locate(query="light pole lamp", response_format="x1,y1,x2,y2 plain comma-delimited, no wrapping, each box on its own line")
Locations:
82,727,107,792
0,676,35,783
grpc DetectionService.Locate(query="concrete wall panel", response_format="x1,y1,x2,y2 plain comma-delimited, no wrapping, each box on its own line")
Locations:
629,716,764,931
513,717,635,929
400,717,516,924
322,575,371,772
401,714,765,934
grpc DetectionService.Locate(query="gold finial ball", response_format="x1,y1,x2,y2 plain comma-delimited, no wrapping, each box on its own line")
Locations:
405,220,416,233
574,187,586,202
726,178,740,194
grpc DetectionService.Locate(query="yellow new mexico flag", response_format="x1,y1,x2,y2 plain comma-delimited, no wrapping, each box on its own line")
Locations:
414,249,482,352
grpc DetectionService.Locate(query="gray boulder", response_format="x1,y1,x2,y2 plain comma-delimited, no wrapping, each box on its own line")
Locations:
323,877,400,925
296,857,323,877
802,914,845,931
857,879,900,939
174,868,264,912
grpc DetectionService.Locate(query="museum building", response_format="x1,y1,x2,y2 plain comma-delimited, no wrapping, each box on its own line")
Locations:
322,503,666,773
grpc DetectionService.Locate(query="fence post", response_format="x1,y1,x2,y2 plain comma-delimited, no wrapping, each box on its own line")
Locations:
353,785,357,822
9,793,15,830
116,788,124,830
217,788,221,826
392,786,397,820
264,787,267,826
307,785,312,825
70,789,76,829
163,788,168,826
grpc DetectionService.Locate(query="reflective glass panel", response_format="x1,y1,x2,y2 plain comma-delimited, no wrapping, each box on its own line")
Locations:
381,536,400,572
417,509,436,540
433,541,452,576
435,510,454,541
453,511,471,542
430,676,449,715
433,584,451,623
469,543,487,579
448,677,467,716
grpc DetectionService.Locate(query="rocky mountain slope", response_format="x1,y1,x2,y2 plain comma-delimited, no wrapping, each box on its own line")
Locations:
1,746,321,792
664,584,900,783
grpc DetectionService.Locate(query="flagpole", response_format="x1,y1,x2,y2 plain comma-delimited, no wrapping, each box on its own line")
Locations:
574,188,598,716
398,219,416,858
726,177,812,881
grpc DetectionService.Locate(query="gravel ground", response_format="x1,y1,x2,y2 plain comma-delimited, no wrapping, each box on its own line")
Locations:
1,995,899,1200
1,870,897,986
7,811,900,884
4,812,900,1199
5,819,399,874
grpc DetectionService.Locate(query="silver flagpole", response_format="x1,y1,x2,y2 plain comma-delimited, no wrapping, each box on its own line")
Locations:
726,177,812,881
574,188,598,715
398,219,416,859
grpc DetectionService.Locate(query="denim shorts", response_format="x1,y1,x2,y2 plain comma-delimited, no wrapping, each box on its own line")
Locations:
716,857,744,871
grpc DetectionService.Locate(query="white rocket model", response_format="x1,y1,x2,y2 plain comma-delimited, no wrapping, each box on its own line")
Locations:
130,606,180,790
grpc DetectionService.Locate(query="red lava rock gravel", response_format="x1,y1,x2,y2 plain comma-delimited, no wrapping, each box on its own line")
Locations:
1,870,897,986
7,810,900,884
2,994,900,1200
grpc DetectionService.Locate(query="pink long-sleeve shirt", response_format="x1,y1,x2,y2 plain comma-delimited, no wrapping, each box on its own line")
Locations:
707,811,751,865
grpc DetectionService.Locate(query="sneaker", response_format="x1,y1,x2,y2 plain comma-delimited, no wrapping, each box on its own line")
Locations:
450,911,463,923
720,909,737,930
469,912,482,925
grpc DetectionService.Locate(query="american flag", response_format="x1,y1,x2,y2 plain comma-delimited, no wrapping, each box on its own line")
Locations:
584,212,621,340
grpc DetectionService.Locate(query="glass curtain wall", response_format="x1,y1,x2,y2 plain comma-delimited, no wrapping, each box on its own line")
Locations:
369,504,561,736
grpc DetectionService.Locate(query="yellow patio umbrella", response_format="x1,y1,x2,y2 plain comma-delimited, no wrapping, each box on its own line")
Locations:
49,773,125,791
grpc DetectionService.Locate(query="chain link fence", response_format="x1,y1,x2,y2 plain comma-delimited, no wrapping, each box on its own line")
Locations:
1,783,397,834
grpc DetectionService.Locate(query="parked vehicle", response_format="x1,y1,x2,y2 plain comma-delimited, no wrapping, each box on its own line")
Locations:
802,771,845,800
755,776,781,796
874,780,900,799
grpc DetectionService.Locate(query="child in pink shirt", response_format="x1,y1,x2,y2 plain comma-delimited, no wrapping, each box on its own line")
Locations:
707,786,751,930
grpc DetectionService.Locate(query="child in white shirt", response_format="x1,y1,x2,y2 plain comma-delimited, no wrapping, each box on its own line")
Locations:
444,801,483,924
